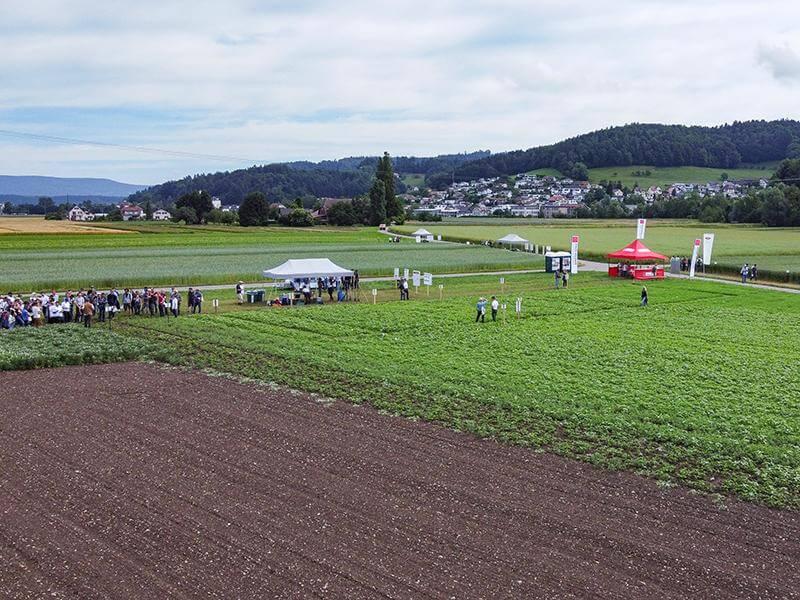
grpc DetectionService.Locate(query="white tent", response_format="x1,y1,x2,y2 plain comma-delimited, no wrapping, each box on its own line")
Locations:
263,258,354,279
497,233,529,245
411,228,433,237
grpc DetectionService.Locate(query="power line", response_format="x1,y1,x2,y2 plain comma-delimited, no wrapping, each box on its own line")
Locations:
0,128,264,164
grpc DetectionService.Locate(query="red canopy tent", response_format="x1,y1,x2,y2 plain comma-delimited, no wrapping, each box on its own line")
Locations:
607,239,667,280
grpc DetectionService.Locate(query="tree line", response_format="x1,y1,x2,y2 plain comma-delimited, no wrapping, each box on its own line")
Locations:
426,120,800,188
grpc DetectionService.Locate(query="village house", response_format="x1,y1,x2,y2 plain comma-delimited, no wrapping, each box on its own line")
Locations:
118,203,144,220
311,198,350,223
152,208,172,221
67,205,89,221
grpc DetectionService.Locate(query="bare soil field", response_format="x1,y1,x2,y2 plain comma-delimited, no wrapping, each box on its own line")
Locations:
0,216,129,234
1,363,798,599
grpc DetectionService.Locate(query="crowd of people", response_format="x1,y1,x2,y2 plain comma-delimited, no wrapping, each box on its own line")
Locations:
285,274,360,305
0,286,198,330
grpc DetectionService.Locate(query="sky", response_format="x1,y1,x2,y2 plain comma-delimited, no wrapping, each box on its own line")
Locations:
1,0,799,185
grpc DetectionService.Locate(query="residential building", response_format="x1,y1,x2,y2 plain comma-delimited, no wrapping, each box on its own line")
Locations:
68,205,89,221
118,203,144,220
152,209,172,221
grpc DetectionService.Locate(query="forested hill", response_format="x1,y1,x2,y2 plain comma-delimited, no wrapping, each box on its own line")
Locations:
427,120,800,187
128,151,490,205
128,164,374,206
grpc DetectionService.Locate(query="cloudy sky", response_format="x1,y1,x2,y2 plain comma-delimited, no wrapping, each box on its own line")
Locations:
1,0,799,184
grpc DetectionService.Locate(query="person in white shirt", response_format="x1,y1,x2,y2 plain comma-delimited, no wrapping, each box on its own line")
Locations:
490,296,499,321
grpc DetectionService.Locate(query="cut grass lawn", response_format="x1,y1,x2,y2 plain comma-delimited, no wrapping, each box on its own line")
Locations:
103,273,800,508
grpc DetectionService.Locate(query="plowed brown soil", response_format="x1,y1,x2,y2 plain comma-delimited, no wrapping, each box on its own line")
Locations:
1,363,798,599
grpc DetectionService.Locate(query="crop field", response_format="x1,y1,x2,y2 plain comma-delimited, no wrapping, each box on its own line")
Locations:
394,220,800,271
111,274,800,508
0,224,542,291
0,216,130,234
0,326,160,370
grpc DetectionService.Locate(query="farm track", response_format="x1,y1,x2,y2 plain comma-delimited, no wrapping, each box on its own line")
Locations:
1,363,798,599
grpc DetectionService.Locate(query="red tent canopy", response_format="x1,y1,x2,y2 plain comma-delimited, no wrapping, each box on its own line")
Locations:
607,239,667,262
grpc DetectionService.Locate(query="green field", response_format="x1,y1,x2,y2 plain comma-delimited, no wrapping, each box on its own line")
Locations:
525,164,776,187
0,223,543,291
394,220,800,272
91,272,798,508
587,164,776,188
400,173,426,188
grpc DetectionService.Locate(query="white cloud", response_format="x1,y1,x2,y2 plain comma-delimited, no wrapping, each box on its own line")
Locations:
0,0,799,183
758,42,800,82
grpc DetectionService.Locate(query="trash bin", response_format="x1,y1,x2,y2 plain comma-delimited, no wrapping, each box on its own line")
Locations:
246,291,257,303
254,289,265,302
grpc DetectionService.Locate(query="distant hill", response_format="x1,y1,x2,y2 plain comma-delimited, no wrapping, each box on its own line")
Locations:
0,175,146,200
129,152,491,206
427,119,800,187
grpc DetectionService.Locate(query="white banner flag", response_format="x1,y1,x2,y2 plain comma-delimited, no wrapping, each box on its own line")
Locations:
636,218,647,240
570,235,579,274
689,239,701,278
702,233,715,266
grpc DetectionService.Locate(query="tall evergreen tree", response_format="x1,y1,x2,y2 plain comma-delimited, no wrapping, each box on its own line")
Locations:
377,152,402,219
369,179,386,226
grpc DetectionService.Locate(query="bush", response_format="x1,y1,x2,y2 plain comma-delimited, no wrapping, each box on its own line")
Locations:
279,208,314,227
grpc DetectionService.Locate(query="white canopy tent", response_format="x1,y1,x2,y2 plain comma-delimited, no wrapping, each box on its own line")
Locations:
497,233,529,245
263,258,354,279
411,228,433,237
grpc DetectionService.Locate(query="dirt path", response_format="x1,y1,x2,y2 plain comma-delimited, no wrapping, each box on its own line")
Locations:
1,363,798,599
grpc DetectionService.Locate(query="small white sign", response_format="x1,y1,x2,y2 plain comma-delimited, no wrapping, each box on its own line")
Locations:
499,277,505,284
423,272,433,286
393,267,400,279
515,298,522,314
403,268,410,279
371,288,378,296
412,271,421,287
438,284,444,289
212,299,219,307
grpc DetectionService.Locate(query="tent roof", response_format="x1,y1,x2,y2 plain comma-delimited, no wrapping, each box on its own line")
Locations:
497,233,529,244
411,228,432,237
263,258,354,279
545,251,571,258
607,239,667,262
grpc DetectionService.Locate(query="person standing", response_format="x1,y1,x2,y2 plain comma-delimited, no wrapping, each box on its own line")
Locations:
641,285,648,307
236,281,245,304
554,270,560,289
83,297,95,327
475,297,486,323
562,270,569,288
741,263,749,284
402,277,409,300
96,293,107,323
490,296,499,322
31,301,43,327
170,290,180,318
751,264,758,281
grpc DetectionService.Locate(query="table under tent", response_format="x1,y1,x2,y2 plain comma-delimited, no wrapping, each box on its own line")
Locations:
607,240,667,280
262,258,357,305
496,233,529,250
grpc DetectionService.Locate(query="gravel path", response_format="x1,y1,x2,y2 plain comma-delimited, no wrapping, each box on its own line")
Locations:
1,363,798,599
